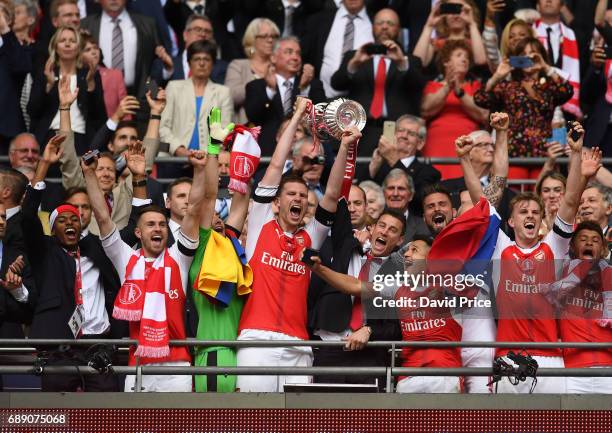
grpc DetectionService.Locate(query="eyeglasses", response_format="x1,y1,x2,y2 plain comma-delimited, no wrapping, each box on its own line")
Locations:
188,26,213,35
256,33,279,40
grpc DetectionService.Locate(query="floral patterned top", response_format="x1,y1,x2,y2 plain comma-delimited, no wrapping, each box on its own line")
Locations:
473,77,573,157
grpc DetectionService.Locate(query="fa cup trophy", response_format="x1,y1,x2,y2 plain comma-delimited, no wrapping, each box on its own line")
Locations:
308,98,366,141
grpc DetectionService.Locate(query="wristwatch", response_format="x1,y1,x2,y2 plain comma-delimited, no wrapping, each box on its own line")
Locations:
132,178,147,187
454,88,465,98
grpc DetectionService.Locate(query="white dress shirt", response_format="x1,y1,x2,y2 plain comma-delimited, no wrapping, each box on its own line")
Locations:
400,155,416,168
168,218,181,241
99,9,138,87
320,4,373,98
49,74,86,134
545,23,561,65
6,206,20,220
265,74,310,100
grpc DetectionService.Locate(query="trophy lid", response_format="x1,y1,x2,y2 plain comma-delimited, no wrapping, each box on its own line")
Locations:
323,98,367,140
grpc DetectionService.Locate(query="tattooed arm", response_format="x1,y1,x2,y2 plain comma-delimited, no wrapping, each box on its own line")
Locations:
482,112,509,209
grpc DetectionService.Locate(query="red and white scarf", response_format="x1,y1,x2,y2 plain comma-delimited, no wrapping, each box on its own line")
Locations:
112,249,183,358
534,20,583,118
224,125,261,194
606,60,612,104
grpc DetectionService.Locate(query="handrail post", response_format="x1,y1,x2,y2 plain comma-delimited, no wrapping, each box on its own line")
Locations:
134,357,143,392
386,343,395,393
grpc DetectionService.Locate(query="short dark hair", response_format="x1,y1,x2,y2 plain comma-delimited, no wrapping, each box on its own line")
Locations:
572,221,605,243
0,168,28,205
422,184,452,207
137,205,168,223
50,0,77,18
377,208,406,234
64,186,88,201
167,177,192,197
112,120,139,141
187,40,217,63
411,234,434,247
276,173,307,198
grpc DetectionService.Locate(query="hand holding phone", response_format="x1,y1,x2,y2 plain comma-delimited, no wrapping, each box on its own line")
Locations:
439,2,462,14
145,78,159,100
568,121,583,143
301,248,320,267
365,44,388,55
509,56,534,69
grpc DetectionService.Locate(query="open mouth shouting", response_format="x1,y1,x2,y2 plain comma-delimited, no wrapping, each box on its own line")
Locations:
64,227,77,242
523,220,537,236
431,212,447,230
151,234,163,248
372,236,387,254
289,203,303,221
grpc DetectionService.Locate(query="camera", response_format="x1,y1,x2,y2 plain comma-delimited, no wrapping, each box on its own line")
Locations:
507,351,538,382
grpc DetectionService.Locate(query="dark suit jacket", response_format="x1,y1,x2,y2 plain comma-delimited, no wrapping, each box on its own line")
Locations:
22,186,125,339
128,0,173,53
404,211,430,245
365,158,441,216
5,211,25,257
582,64,612,157
0,241,36,328
331,51,427,155
239,0,325,40
81,11,161,97
244,76,326,156
0,32,31,140
302,10,336,78
28,67,106,147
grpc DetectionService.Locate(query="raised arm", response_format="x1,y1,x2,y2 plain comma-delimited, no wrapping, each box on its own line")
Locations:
484,112,509,208
308,256,362,296
82,154,115,238
558,123,602,223
180,151,209,241
260,96,310,186
225,184,251,234
413,6,440,67
57,75,86,189
199,148,217,229
319,126,361,213
456,135,482,205
143,89,166,172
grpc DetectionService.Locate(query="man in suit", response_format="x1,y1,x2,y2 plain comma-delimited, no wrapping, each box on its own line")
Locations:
0,168,29,255
244,36,326,156
441,129,515,226
366,114,440,215
0,5,31,153
6,134,65,212
382,169,430,244
81,0,161,96
330,8,426,156
303,0,373,98
164,14,227,84
164,0,237,59
23,135,135,392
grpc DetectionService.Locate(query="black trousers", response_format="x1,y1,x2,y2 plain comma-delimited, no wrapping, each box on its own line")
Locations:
312,345,386,389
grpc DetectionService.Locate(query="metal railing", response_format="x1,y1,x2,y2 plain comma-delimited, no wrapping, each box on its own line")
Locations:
1,339,611,393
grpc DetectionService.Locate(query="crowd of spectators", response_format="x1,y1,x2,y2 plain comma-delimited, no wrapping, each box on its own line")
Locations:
0,0,610,395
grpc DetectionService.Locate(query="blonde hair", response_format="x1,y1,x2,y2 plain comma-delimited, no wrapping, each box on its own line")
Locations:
242,17,279,58
500,18,535,57
48,25,82,67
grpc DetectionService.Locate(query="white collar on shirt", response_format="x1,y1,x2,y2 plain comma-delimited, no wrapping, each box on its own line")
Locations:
282,0,301,7
169,218,181,235
401,156,416,168
6,206,20,220
102,8,131,25
339,3,368,20
276,74,295,90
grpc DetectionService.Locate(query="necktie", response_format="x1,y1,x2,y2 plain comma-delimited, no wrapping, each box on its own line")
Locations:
282,79,293,115
105,193,113,216
545,27,557,67
111,18,124,72
283,5,295,37
349,256,381,331
67,248,83,336
369,58,386,119
342,14,356,55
